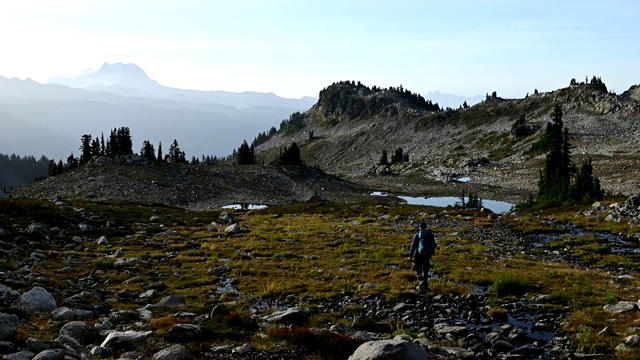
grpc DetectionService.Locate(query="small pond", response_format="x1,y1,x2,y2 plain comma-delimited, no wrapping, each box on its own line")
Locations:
222,204,268,210
399,196,515,214
372,192,514,214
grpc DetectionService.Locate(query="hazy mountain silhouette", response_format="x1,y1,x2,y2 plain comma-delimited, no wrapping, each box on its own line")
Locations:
0,63,317,161
47,62,316,109
425,91,484,109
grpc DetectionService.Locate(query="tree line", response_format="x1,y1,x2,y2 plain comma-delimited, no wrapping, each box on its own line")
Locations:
0,154,49,192
46,126,305,180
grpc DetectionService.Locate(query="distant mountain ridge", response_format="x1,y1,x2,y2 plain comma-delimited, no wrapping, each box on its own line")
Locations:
0,64,316,160
46,62,316,109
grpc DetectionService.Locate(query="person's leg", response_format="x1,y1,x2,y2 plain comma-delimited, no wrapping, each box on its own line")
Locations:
423,256,431,278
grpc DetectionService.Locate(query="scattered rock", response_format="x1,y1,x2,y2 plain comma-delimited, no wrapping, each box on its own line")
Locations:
156,295,186,308
264,306,310,326
164,324,202,343
100,331,149,353
0,313,19,341
12,287,57,314
603,301,638,315
153,344,193,360
348,339,429,360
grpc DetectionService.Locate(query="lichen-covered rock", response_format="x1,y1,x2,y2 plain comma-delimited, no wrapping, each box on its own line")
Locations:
348,340,429,360
12,287,56,314
100,331,149,353
153,344,194,360
0,313,19,341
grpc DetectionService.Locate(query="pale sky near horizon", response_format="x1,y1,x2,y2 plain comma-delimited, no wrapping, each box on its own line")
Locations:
1,0,638,99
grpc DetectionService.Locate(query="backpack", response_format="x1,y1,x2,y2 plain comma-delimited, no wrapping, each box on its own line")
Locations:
417,229,436,256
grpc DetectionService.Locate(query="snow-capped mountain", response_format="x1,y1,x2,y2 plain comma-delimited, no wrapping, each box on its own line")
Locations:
46,62,316,110
48,62,160,91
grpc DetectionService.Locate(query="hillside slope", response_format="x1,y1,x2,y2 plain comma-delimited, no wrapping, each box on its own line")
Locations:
11,156,381,210
256,80,640,202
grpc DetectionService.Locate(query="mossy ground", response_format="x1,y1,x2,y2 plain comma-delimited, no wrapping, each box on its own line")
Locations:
2,198,640,357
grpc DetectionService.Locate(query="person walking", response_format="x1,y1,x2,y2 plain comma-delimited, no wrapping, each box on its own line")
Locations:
409,221,437,290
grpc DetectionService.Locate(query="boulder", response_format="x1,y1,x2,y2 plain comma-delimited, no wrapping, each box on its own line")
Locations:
348,340,429,360
0,284,19,306
78,224,94,233
12,287,57,314
225,223,242,235
51,307,94,321
604,301,638,315
119,351,150,360
217,212,234,225
627,196,640,207
150,216,164,223
114,257,141,268
164,324,202,343
210,304,230,317
2,351,36,360
100,331,149,352
0,313,19,340
25,223,50,235
59,321,96,345
153,344,193,360
31,349,66,360
264,306,310,326
95,236,109,246
156,295,186,308
0,341,18,354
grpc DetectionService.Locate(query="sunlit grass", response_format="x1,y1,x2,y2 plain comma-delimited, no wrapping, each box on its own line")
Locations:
6,198,640,358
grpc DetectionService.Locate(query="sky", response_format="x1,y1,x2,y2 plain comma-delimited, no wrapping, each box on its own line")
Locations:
1,0,638,99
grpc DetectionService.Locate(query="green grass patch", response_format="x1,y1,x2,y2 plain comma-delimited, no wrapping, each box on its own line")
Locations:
0,260,18,271
493,273,531,297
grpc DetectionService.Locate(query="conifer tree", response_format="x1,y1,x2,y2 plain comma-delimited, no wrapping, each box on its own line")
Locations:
237,140,255,165
140,140,156,161
536,104,602,205
379,150,388,166
279,142,303,165
157,142,163,162
79,134,92,165
167,139,186,163
48,159,58,176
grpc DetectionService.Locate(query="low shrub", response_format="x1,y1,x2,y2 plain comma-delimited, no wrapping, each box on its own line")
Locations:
0,260,18,271
94,258,116,269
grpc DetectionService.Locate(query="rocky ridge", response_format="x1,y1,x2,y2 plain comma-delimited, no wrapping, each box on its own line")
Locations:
12,156,384,211
256,80,640,202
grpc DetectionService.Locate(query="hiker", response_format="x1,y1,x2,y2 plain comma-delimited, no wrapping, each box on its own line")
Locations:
409,221,437,289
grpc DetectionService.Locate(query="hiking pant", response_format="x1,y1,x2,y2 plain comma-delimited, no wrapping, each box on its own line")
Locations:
413,254,431,281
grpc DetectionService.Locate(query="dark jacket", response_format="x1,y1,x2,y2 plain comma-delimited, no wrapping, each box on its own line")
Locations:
410,229,436,259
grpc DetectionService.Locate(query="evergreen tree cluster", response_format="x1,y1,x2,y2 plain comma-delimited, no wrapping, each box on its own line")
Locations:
510,114,534,139
279,142,303,166
379,148,408,165
252,126,278,148
536,104,603,206
569,76,608,92
0,154,50,192
278,112,306,135
52,127,192,177
236,140,256,165
167,139,187,163
318,81,439,119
